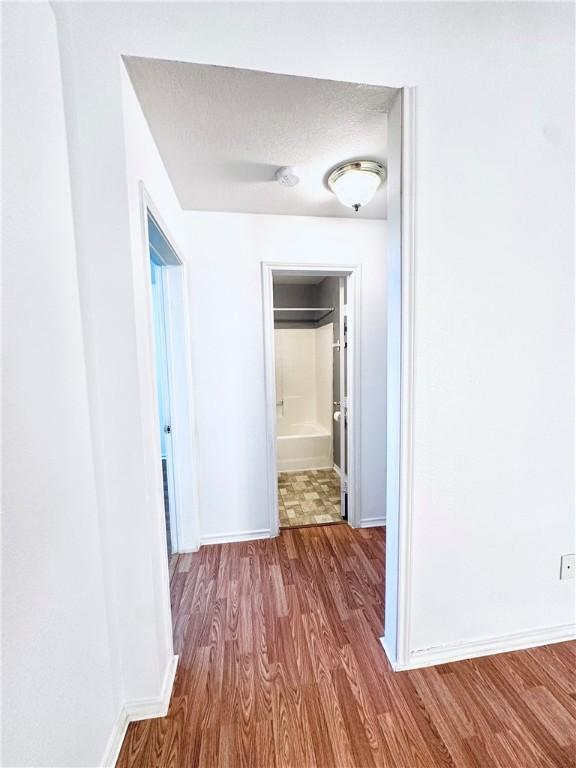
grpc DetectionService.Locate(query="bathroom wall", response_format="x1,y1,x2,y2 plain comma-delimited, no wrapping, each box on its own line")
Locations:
315,323,334,433
275,328,316,430
273,284,317,329
273,283,336,330
273,285,317,308
273,278,343,465
275,325,333,435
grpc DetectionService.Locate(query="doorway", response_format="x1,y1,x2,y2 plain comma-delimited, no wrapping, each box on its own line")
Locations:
148,212,180,556
263,264,359,534
130,65,415,670
141,186,201,563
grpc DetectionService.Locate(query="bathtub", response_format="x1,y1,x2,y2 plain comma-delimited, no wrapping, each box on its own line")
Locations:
276,422,333,472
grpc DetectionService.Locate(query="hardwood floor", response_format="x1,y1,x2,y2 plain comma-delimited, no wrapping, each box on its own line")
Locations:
117,525,576,767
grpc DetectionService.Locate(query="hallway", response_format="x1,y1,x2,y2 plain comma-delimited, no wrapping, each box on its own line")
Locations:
117,525,576,767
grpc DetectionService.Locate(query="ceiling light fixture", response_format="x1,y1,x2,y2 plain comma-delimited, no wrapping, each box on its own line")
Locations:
327,160,386,212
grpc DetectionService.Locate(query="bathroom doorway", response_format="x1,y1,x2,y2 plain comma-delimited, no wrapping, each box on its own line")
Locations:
262,264,359,533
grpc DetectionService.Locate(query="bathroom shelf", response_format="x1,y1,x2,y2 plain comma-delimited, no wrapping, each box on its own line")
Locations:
273,307,334,323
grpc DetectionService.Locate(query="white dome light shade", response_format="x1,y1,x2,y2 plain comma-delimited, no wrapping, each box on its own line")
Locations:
328,161,386,212
331,169,380,209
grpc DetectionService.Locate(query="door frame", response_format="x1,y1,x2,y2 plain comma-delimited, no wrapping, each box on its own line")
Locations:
261,263,361,536
337,276,347,516
140,183,201,555
381,86,417,671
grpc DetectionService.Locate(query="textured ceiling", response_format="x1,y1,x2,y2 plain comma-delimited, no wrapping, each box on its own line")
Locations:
124,57,397,219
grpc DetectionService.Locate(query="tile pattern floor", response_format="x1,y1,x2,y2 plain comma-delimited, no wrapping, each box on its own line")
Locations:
278,468,343,527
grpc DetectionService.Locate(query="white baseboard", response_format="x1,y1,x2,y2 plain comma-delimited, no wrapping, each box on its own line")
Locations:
379,635,397,668
332,463,342,477
200,528,271,546
100,654,178,767
382,624,576,672
101,707,130,768
360,516,386,528
125,654,178,721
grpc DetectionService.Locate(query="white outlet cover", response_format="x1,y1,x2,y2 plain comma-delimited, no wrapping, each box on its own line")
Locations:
560,554,575,580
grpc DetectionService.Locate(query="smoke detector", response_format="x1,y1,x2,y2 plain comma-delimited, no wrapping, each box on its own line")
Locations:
275,166,300,187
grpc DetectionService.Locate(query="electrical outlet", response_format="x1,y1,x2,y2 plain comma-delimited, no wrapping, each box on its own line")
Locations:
560,554,575,580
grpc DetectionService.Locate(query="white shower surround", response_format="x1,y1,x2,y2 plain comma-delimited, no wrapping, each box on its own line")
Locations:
275,324,333,472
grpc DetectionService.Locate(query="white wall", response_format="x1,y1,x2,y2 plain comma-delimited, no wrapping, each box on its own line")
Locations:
2,4,118,766
184,213,387,539
37,49,197,738
1,24,199,768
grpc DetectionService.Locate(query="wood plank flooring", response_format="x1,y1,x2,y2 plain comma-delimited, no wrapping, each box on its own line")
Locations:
117,525,576,767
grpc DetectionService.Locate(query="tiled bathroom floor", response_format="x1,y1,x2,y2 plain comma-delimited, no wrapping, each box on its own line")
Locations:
278,468,343,528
